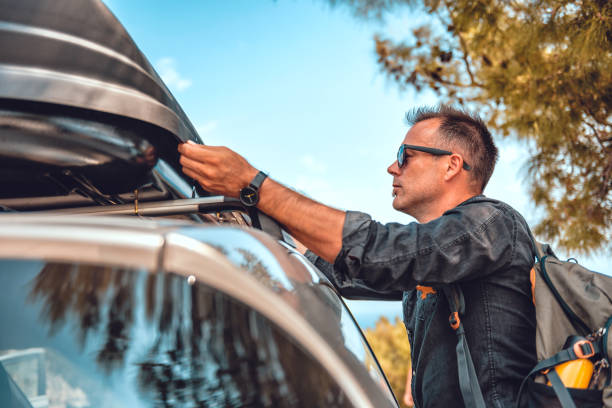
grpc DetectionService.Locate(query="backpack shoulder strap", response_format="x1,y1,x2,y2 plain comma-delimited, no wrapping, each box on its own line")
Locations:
442,285,487,408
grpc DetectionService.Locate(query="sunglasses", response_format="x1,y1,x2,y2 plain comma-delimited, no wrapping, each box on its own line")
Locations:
397,144,471,171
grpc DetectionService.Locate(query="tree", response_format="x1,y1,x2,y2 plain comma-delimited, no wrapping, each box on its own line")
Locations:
332,0,612,254
364,316,412,407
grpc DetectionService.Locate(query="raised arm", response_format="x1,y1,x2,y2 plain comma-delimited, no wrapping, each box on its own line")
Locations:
178,142,345,262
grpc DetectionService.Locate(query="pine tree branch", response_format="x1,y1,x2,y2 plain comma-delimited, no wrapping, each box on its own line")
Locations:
583,103,612,128
595,116,612,128
597,154,612,203
549,5,561,24
439,0,483,88
421,70,476,89
456,32,483,88
585,121,604,147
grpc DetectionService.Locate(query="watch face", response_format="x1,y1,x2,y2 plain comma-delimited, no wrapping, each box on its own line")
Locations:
240,186,259,206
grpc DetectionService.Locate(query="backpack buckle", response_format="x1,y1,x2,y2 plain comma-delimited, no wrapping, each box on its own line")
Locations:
449,312,460,330
573,339,595,359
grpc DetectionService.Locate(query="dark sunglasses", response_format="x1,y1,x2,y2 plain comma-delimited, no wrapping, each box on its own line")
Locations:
397,144,471,171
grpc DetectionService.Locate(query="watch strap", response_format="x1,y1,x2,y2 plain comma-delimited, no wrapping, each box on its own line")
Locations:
249,171,268,190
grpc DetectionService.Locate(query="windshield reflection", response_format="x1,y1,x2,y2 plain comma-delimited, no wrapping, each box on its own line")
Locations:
0,260,351,407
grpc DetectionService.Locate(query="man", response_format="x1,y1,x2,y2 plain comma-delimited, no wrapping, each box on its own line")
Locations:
178,106,536,407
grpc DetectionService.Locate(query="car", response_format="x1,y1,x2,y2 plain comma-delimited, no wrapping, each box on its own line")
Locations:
0,1,399,407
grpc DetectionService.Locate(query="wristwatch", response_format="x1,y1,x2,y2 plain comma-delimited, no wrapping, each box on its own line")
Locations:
239,171,268,206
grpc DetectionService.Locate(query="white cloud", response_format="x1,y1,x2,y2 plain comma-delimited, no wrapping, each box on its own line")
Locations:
155,57,192,91
299,155,327,174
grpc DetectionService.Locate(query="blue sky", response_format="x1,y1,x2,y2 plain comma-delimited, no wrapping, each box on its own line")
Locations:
104,0,608,328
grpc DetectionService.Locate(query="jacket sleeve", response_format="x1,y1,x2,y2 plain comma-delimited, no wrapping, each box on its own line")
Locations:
305,250,403,300
331,204,519,292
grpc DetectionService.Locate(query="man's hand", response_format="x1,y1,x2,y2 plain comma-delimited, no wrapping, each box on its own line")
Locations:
178,142,258,197
404,368,414,407
177,142,346,263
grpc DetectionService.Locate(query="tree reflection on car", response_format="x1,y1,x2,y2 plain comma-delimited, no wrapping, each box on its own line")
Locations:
15,262,351,407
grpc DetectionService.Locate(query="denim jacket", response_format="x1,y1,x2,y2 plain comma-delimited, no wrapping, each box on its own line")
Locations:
306,195,536,408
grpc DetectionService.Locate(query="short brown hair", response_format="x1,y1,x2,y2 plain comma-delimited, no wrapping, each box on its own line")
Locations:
406,105,498,191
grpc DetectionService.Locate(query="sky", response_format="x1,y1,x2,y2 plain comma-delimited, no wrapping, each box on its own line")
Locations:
104,0,608,328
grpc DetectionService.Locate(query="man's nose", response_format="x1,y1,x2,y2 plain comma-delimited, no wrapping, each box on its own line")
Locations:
387,160,401,176
387,161,400,176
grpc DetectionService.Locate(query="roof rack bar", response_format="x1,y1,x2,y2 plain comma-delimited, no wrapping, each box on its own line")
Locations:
36,195,287,242
41,196,244,216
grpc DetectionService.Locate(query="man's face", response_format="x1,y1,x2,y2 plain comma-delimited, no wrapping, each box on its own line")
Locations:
387,119,448,218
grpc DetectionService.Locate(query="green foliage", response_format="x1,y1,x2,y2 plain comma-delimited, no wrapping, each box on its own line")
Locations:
364,316,412,407
334,0,612,254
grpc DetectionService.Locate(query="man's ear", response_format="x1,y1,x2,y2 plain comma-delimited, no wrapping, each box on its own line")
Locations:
443,154,464,181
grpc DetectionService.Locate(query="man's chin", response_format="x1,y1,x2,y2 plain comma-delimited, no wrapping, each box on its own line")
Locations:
391,197,403,211
392,197,414,215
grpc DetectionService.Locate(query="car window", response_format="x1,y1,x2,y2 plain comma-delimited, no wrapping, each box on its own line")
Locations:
0,259,353,407
285,251,397,405
316,286,398,405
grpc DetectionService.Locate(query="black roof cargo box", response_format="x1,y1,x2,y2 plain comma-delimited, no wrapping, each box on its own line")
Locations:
0,0,202,200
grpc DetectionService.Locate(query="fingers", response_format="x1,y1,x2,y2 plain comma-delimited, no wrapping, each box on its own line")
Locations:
178,143,224,178
179,154,206,176
182,163,229,196
177,142,253,197
182,167,211,192
178,141,211,161
178,143,216,192
178,143,238,171
181,167,200,183
179,154,225,194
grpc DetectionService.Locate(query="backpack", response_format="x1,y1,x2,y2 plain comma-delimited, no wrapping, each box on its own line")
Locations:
443,237,612,408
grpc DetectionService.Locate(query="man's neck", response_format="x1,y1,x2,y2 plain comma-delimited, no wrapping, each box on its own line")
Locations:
415,191,479,223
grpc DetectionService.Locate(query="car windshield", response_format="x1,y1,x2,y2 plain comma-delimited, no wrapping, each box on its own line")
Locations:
0,259,353,407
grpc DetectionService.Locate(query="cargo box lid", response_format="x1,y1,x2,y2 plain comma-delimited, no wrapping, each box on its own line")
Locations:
0,0,202,202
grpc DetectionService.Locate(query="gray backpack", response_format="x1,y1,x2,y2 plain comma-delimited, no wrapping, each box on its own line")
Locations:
445,240,611,408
